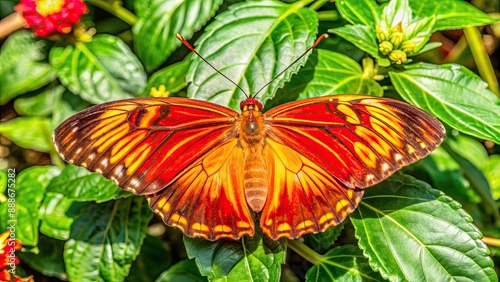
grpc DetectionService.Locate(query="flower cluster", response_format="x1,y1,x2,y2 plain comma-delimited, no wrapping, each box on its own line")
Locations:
15,0,88,37
0,230,26,282
376,22,416,65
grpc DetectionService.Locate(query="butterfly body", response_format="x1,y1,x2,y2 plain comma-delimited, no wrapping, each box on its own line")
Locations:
53,95,445,241
239,101,268,212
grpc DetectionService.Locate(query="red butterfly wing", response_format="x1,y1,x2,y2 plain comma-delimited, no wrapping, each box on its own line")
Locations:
53,98,239,195
264,94,445,189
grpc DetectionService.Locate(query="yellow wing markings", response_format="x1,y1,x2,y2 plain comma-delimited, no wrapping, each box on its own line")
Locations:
147,139,254,240
261,138,363,239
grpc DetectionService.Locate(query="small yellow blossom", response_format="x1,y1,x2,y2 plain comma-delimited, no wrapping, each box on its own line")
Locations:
401,40,416,53
150,85,169,97
379,41,393,55
389,50,407,64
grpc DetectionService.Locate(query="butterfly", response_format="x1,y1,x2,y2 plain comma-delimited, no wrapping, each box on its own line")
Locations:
53,92,445,241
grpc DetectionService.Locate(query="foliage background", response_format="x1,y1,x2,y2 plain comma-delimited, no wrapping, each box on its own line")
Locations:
0,0,499,281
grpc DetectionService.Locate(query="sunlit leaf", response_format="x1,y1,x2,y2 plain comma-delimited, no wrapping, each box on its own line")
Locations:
306,245,383,281
329,25,379,58
45,165,129,202
187,0,318,110
0,116,52,152
50,35,146,104
39,192,85,240
410,0,499,31
335,0,380,26
351,173,496,281
390,63,500,143
64,197,152,281
184,233,285,281
14,86,65,116
0,166,61,245
0,31,56,105
133,0,223,70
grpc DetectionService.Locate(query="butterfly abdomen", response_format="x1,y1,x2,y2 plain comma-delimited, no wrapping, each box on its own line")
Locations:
243,151,268,212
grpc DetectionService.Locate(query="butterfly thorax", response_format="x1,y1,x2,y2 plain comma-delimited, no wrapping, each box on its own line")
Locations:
240,104,268,212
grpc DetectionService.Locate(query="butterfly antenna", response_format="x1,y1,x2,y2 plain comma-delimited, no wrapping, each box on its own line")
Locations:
176,34,249,97
253,34,328,98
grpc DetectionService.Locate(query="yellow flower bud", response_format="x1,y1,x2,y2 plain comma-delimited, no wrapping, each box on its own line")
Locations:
150,85,169,97
401,40,416,53
376,25,389,42
379,41,393,55
389,31,404,48
389,50,407,64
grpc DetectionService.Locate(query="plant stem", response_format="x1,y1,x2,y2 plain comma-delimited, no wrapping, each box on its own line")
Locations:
85,0,137,26
0,12,25,39
309,0,330,11
318,10,340,21
463,26,499,97
287,239,324,265
483,236,500,247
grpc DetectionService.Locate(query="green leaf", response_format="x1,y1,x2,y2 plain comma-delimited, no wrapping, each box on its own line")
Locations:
441,141,500,221
404,15,436,55
39,193,86,240
187,0,318,110
144,57,190,97
49,35,146,104
17,234,67,280
156,259,206,282
302,49,382,98
14,86,65,116
0,31,56,105
417,41,442,55
389,63,500,143
381,0,412,30
303,222,345,253
335,0,380,26
410,0,499,31
184,233,286,281
306,245,383,281
0,166,61,245
45,165,129,202
351,173,497,281
133,0,152,17
330,25,379,58
0,116,52,152
484,155,500,200
410,148,475,205
133,0,223,70
269,49,382,108
0,170,6,194
64,197,153,282
447,135,489,169
128,235,172,282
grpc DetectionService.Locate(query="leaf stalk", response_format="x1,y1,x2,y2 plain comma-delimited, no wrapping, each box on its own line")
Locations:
288,239,324,265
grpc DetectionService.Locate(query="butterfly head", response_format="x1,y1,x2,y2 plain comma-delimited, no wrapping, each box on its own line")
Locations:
240,96,263,112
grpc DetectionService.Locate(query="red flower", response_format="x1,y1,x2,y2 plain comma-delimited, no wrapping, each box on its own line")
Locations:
15,0,88,37
0,230,24,282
